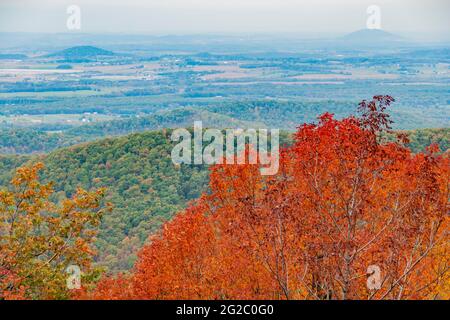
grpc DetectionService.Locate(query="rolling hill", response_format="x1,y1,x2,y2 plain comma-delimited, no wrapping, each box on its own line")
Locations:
339,29,408,47
342,29,404,42
0,128,290,271
0,53,27,60
0,106,448,155
1,130,209,271
0,108,262,154
49,45,114,58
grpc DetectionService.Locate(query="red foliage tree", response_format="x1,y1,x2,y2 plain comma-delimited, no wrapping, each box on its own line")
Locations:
85,96,449,300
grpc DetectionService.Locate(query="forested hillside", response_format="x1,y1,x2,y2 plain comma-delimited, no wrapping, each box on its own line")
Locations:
0,154,31,182
41,131,209,271
0,108,261,154
0,129,68,154
0,123,448,271
0,131,206,270
0,129,290,271
0,107,448,155
402,128,450,153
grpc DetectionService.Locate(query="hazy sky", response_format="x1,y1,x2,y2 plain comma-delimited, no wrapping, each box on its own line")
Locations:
1,0,449,39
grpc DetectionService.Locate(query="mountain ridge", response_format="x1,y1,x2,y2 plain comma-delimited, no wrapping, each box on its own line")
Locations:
48,45,114,58
342,29,405,41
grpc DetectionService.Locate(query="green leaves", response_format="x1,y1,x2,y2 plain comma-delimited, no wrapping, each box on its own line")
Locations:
0,163,108,300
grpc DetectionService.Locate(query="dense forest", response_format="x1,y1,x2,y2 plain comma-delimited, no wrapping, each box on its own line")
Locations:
1,131,209,271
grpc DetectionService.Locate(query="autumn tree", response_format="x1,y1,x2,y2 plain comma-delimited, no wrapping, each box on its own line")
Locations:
86,96,449,300
0,163,109,300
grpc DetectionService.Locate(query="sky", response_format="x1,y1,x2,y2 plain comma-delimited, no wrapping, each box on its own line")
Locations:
0,0,449,40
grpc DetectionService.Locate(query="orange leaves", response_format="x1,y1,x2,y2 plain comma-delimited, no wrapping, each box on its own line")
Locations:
132,206,218,299
88,97,448,300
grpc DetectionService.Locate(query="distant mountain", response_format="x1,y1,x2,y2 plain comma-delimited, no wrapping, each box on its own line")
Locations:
0,53,27,60
343,29,403,41
340,29,407,46
49,45,114,58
